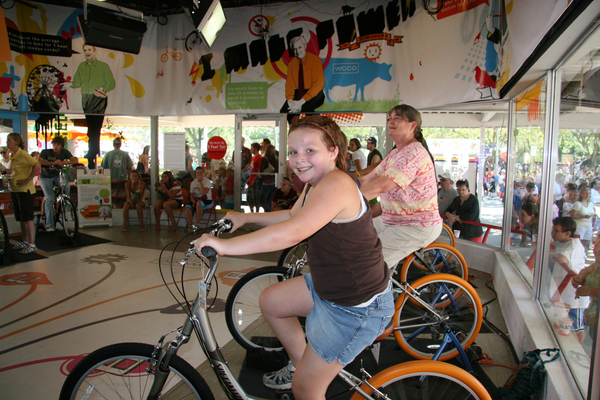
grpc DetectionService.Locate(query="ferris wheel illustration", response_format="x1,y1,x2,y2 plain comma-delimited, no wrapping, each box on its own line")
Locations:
26,65,66,112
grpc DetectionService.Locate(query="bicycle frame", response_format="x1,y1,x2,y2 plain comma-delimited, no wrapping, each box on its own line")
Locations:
147,221,386,400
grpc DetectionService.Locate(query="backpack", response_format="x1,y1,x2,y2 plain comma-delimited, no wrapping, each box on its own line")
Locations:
498,348,560,400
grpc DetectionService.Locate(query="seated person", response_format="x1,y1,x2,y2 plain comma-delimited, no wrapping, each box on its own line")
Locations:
38,136,78,232
437,172,457,218
154,171,184,232
445,179,484,242
223,168,234,209
555,183,578,217
518,200,539,246
272,177,298,211
122,170,147,232
185,167,214,230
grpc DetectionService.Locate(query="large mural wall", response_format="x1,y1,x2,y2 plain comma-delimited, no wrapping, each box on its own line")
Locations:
0,0,569,117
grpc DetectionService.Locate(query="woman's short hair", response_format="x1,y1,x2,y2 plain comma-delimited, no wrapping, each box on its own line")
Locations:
281,176,293,186
456,179,469,189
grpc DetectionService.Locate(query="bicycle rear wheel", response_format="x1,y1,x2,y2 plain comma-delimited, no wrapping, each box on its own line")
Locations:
436,223,456,247
349,360,491,400
58,198,78,239
399,243,467,283
225,266,302,351
59,342,214,400
278,240,308,268
393,274,482,361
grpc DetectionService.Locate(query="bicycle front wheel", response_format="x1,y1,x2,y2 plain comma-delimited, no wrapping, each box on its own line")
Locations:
393,274,483,361
58,198,78,239
226,266,301,351
399,243,467,283
349,360,491,400
59,342,214,400
0,210,8,255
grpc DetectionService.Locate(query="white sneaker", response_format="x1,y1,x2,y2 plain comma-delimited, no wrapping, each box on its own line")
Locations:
46,227,55,232
13,241,29,250
20,245,38,254
263,361,295,390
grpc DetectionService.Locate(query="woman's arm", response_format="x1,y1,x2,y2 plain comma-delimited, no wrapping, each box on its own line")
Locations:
199,171,356,255
360,175,398,201
354,158,363,174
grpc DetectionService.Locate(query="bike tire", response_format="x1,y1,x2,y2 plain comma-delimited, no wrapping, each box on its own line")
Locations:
58,198,78,239
0,210,8,255
348,360,491,400
399,243,467,283
225,266,300,351
277,240,308,268
59,342,214,400
393,274,483,361
437,222,456,247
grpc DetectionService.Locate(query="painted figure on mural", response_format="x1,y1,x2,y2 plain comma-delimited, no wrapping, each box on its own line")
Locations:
279,34,325,122
70,44,116,169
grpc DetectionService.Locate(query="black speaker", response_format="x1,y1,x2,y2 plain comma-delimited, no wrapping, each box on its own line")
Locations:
77,7,147,55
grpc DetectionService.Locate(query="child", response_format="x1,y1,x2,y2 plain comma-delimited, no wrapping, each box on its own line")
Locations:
185,167,214,230
154,171,183,232
122,170,146,232
194,115,393,399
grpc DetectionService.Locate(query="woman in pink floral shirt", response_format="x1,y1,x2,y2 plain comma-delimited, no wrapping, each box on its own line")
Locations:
360,105,442,269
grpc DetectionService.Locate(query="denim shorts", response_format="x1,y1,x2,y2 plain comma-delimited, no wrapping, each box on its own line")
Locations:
303,273,394,366
569,308,585,332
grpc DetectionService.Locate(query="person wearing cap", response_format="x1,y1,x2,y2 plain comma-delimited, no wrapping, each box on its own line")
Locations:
437,172,457,218
101,137,133,182
366,137,382,167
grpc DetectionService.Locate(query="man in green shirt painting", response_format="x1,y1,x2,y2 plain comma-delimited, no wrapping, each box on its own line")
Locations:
71,45,115,169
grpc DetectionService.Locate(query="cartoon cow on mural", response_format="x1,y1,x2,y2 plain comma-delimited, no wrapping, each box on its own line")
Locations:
323,57,392,103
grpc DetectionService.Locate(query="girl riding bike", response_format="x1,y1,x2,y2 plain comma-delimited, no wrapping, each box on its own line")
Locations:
194,115,394,399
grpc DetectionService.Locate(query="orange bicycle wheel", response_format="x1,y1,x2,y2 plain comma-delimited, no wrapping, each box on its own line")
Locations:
349,360,491,400
393,274,483,361
399,242,468,283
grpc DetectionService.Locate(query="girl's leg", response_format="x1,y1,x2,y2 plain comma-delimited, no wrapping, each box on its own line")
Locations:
135,202,145,230
185,205,193,230
154,200,164,230
163,200,178,231
259,276,313,366
122,201,131,231
293,346,344,400
195,201,204,224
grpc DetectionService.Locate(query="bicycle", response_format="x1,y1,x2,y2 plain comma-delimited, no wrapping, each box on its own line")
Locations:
160,46,183,62
226,250,481,363
60,219,491,400
39,164,81,239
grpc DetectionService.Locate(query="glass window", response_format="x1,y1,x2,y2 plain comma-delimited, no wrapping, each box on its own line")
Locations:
537,37,600,395
504,79,547,287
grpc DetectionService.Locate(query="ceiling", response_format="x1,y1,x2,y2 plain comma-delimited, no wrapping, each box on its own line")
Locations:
25,0,296,18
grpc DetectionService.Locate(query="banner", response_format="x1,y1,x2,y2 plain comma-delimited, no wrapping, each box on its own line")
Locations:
76,169,112,227
0,0,570,116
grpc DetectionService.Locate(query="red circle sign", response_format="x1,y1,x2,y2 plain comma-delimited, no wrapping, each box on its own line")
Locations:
207,136,227,160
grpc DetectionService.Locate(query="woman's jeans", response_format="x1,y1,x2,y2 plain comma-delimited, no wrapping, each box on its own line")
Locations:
39,176,70,228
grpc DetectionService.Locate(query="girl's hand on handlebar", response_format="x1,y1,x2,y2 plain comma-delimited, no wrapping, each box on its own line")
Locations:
223,211,245,233
194,234,224,257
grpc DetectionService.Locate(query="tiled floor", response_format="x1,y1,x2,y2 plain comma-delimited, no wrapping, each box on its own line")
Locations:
0,225,515,399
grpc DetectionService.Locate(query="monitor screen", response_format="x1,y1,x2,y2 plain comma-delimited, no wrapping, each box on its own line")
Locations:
199,1,226,48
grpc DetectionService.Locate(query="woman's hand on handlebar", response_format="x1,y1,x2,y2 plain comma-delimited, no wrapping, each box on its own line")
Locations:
194,234,224,257
223,211,245,233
